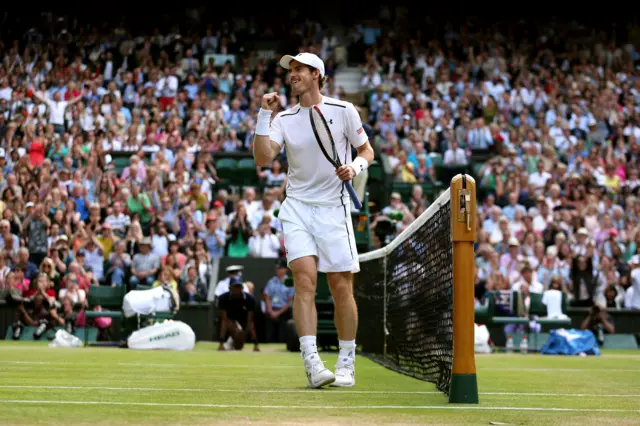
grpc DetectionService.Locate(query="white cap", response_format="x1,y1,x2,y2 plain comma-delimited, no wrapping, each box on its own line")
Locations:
279,53,325,77
226,265,244,273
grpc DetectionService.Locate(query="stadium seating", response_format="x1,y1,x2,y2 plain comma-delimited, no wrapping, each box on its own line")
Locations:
112,156,132,175
215,158,238,182
83,286,127,346
475,291,528,327
237,158,259,186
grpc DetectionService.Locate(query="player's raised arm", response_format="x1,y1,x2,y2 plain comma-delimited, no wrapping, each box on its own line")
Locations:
253,92,283,167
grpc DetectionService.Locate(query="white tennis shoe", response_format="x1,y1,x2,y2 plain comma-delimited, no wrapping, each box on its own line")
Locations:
304,354,335,388
331,362,355,387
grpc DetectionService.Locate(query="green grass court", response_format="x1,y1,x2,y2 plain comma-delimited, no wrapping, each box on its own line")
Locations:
0,342,638,425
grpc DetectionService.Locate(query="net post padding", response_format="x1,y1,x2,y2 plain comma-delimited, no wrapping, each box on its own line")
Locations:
449,174,479,404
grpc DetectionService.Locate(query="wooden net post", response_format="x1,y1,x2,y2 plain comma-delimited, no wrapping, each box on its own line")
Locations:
449,174,479,404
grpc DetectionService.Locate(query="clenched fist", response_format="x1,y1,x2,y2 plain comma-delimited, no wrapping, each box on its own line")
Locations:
261,92,280,110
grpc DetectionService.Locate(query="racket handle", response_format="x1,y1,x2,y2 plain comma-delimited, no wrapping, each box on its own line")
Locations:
345,182,363,210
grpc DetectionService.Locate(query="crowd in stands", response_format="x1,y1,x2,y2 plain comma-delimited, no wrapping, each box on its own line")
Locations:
355,18,640,312
0,16,343,323
0,13,639,342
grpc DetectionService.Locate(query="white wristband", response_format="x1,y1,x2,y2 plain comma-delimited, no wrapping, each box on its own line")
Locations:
351,156,369,176
256,108,272,136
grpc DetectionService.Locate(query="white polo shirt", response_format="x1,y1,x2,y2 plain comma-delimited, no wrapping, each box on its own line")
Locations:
270,96,368,207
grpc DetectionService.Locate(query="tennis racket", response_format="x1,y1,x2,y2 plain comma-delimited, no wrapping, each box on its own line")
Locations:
309,105,363,210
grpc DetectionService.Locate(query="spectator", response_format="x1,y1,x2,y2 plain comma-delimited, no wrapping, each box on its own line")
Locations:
226,202,252,258
130,238,160,289
262,259,294,342
23,203,50,267
513,264,543,294
108,241,132,287
180,264,208,303
153,267,179,293
201,214,226,259
580,304,615,346
248,221,281,258
443,140,468,166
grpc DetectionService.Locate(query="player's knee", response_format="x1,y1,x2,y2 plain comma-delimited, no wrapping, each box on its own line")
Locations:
294,280,315,302
327,272,354,300
291,258,317,300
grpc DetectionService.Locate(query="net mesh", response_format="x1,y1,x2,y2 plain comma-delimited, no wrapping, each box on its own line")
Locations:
355,189,453,395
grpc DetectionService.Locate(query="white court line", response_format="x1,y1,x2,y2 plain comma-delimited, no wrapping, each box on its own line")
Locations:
0,386,638,398
481,368,640,372
0,360,298,369
0,400,638,413
0,360,638,372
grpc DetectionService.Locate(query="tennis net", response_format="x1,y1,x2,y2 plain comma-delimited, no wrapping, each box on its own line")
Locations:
355,188,453,395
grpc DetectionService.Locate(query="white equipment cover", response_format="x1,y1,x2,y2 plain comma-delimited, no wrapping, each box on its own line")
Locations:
123,286,179,318
474,323,492,354
127,320,195,351
48,329,83,348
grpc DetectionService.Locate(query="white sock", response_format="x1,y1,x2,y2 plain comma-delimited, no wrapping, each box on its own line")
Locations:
338,339,356,365
299,335,318,360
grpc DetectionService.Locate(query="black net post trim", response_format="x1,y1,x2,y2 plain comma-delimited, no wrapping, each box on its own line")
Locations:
355,197,453,395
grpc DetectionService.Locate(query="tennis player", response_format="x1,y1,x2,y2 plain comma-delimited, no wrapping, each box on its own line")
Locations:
253,52,374,388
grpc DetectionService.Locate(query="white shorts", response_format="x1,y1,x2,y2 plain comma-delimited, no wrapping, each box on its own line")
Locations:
278,197,359,273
